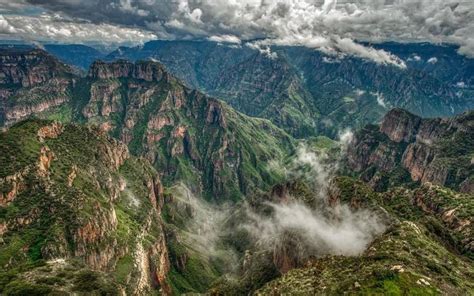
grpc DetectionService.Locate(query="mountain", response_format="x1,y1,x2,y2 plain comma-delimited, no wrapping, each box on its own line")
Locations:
347,108,474,193
0,47,473,295
105,40,474,137
0,120,171,295
211,174,473,295
208,109,473,294
0,48,76,126
372,42,474,87
0,49,294,201
77,59,294,200
44,44,107,71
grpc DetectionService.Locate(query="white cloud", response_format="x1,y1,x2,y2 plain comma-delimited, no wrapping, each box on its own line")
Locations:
354,89,366,97
246,42,278,59
207,34,241,44
116,0,149,17
244,200,386,257
408,55,422,62
2,0,474,61
371,92,388,108
244,142,387,259
0,15,16,34
427,57,438,64
0,13,156,45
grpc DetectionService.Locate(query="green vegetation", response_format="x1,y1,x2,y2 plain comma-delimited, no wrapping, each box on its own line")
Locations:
0,120,166,294
257,221,473,295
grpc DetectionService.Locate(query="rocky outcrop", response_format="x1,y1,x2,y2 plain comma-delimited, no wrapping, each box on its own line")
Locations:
380,108,421,142
38,146,54,175
83,81,122,118
412,183,473,256
88,60,168,82
347,109,473,192
206,100,227,127
0,49,75,126
3,94,68,126
37,122,64,141
0,121,172,295
0,170,28,207
0,49,73,88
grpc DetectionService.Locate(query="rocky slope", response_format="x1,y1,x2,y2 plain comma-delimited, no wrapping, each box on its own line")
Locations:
78,60,294,201
210,176,473,295
257,219,473,295
0,120,171,295
347,108,474,193
0,48,76,126
0,50,294,201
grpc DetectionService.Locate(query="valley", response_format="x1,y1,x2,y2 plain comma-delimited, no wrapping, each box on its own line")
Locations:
0,44,472,295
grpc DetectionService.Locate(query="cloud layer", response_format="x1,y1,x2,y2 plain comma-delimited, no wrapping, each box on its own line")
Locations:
1,0,473,63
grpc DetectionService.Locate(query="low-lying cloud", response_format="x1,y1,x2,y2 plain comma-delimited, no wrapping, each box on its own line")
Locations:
173,134,386,275
244,138,386,261
244,200,386,257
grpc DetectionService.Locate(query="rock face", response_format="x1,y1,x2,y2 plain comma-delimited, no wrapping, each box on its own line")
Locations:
380,108,421,142
88,60,169,82
347,108,474,192
0,120,171,295
79,60,293,201
0,49,75,126
0,53,294,201
0,49,71,88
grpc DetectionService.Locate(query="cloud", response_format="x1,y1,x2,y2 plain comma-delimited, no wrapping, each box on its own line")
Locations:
246,42,278,59
371,92,388,108
243,200,386,257
207,34,241,44
0,13,156,45
338,129,354,147
243,141,387,261
407,54,422,62
161,140,387,275
427,57,438,64
1,0,473,62
0,15,16,34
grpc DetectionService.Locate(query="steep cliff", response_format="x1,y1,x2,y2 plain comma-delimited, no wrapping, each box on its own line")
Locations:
77,60,294,201
347,108,474,192
0,54,295,201
0,49,76,126
0,120,171,295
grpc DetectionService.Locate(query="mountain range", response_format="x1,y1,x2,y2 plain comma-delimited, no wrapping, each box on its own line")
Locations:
0,44,472,295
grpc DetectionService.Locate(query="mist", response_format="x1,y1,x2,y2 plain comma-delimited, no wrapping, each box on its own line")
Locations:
167,183,239,271
170,132,387,277
243,133,387,260
243,200,386,258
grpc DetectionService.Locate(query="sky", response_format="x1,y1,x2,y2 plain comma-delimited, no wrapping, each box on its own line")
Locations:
1,0,473,66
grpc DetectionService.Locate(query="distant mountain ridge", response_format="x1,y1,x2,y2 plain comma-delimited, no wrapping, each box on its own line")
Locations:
4,40,471,138
104,40,474,137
